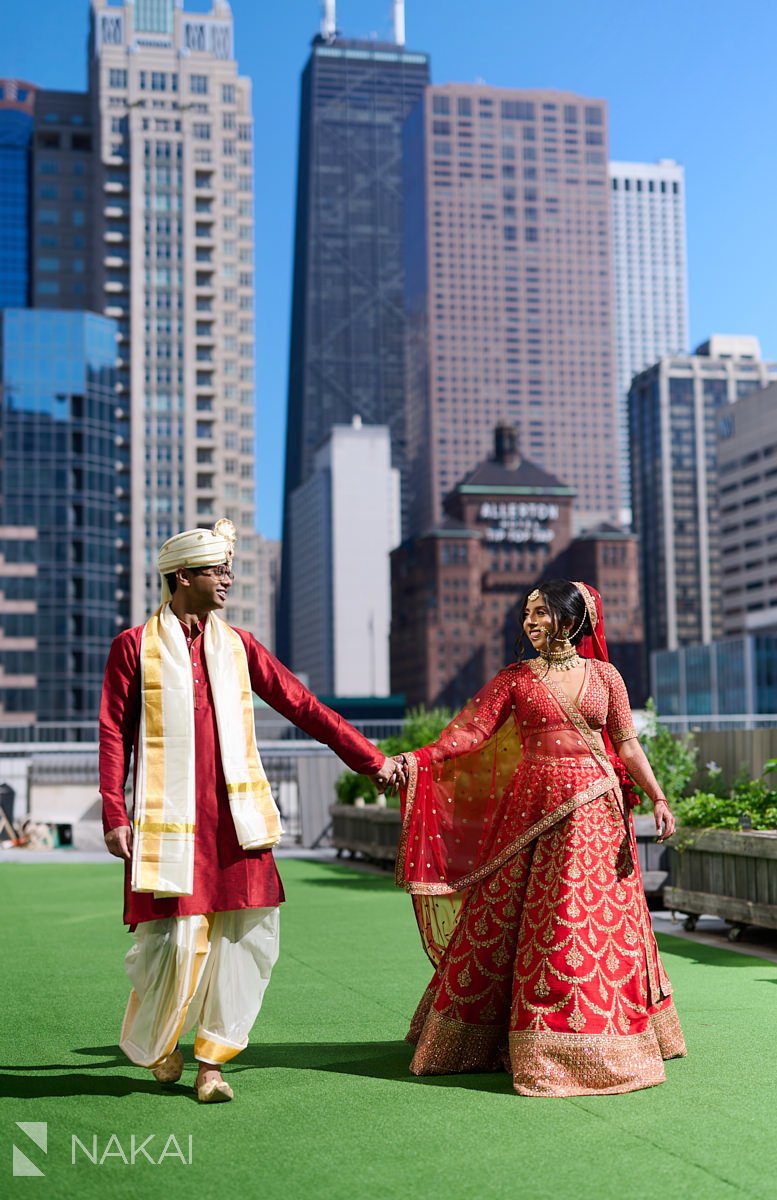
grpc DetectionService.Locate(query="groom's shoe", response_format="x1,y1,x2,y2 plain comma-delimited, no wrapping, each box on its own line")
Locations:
152,1047,184,1084
194,1078,234,1103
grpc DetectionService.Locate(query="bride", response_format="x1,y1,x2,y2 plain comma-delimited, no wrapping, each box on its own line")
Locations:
386,580,686,1097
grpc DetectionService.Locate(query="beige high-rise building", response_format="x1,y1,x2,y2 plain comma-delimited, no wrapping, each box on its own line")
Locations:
89,0,258,628
404,84,620,537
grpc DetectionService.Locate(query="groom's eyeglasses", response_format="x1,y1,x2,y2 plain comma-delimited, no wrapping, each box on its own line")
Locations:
193,565,235,581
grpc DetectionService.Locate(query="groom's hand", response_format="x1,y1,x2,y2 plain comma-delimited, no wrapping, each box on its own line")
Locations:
374,756,408,794
105,824,133,860
374,758,396,793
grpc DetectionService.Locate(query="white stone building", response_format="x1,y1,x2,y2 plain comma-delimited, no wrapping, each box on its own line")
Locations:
89,0,258,628
610,159,689,525
289,419,400,696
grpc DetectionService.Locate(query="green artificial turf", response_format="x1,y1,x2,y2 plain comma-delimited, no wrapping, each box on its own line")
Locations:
1,858,776,1200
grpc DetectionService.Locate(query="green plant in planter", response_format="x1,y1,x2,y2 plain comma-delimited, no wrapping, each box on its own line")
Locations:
632,699,697,813
334,770,378,807
334,705,453,810
674,776,777,831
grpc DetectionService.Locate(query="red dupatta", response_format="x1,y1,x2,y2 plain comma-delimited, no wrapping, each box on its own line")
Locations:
395,581,638,965
394,672,525,965
576,582,641,810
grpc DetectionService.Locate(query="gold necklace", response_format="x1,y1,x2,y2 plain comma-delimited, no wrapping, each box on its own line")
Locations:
538,643,582,671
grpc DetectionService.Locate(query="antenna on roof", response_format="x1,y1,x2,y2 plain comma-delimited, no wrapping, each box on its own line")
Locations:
320,0,336,41
393,0,406,45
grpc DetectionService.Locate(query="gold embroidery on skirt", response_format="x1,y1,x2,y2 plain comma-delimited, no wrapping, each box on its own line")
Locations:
410,1008,503,1076
650,1001,687,1060
509,1027,666,1097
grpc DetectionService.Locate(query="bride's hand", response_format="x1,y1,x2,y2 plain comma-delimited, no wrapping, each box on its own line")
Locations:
654,799,675,843
374,755,409,794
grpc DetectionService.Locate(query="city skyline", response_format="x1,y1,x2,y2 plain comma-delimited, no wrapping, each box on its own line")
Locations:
4,0,777,539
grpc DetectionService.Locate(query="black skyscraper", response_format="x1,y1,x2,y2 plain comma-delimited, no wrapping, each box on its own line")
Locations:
279,32,430,661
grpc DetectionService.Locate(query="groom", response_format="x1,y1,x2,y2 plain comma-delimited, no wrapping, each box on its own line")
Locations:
100,519,397,1101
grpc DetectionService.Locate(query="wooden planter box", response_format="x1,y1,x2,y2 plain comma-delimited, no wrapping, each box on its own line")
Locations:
330,804,401,864
665,828,777,933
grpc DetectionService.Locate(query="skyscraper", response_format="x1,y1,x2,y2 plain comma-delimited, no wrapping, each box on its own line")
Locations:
0,80,36,308
610,160,688,524
279,16,430,662
403,85,620,539
629,335,777,656
30,88,94,311
89,0,258,628
0,309,117,721
717,380,777,638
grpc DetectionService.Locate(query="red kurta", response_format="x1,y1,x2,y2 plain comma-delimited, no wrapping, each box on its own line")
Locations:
99,617,384,925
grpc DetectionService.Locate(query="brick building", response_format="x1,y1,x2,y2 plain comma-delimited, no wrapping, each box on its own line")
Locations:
391,426,644,710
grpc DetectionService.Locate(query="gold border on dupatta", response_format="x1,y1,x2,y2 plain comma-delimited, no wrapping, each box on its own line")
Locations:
397,773,613,896
394,751,419,888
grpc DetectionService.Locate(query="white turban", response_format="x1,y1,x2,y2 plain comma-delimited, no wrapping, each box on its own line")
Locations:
157,519,236,604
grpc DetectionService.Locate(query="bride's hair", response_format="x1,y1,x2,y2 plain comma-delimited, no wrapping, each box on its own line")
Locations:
514,579,592,661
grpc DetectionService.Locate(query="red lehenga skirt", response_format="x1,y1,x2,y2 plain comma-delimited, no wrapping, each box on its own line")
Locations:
406,791,686,1096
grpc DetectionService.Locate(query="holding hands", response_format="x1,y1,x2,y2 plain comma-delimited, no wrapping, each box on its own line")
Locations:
374,754,409,794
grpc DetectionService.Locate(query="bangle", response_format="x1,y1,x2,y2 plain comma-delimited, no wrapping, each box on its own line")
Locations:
652,796,667,806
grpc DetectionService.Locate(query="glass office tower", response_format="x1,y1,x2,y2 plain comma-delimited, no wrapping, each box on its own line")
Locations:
279,32,430,661
0,80,36,308
0,309,117,720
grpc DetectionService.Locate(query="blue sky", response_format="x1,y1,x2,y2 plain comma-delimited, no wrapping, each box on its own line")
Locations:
4,0,777,538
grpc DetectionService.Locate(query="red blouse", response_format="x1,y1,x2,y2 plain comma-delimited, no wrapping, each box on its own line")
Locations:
99,618,385,925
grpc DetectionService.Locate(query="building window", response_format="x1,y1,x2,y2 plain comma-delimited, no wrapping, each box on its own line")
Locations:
501,100,535,120
190,74,208,94
109,68,127,88
222,83,236,104
193,123,211,140
584,106,603,125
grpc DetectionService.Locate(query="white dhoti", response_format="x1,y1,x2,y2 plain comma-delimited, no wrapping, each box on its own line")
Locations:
120,907,280,1068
